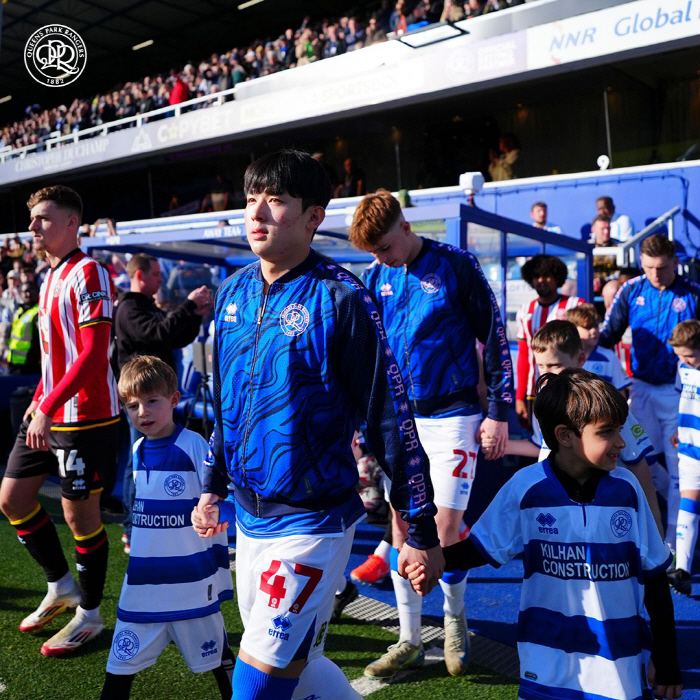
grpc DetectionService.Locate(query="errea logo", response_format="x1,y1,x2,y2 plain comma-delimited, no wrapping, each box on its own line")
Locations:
536,512,558,534
380,283,393,297
224,303,237,323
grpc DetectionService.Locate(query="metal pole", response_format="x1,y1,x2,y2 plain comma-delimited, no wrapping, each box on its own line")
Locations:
603,89,613,169
394,141,402,192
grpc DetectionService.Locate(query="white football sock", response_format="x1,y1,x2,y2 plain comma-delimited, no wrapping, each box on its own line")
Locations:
48,571,74,596
293,656,362,699
439,577,467,617
676,507,700,573
391,570,422,646
374,539,391,561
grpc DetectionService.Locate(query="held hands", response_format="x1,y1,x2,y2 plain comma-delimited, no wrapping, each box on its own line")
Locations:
478,418,508,461
25,408,52,451
397,543,444,596
192,493,228,538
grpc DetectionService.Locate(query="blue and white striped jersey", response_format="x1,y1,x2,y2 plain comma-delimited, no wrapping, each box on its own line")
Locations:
584,345,631,392
470,459,672,700
676,362,700,471
117,426,233,623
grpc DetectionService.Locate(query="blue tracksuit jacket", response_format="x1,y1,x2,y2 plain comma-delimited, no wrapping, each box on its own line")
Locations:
202,249,439,549
361,238,513,421
600,274,700,385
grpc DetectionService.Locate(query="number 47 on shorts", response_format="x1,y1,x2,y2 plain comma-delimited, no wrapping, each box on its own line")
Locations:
260,561,323,613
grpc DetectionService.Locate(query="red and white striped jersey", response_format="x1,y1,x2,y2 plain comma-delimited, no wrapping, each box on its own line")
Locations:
37,249,119,426
516,295,585,398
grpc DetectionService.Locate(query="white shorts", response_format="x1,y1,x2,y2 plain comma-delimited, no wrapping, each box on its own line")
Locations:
679,455,700,491
415,414,481,511
236,525,355,668
106,612,227,675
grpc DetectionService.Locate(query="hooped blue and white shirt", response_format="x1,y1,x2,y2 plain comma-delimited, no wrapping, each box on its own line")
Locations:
584,345,631,392
676,362,700,472
117,425,233,623
470,458,672,700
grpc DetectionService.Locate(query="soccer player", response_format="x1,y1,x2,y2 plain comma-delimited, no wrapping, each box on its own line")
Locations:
600,234,700,550
192,150,443,700
0,186,120,655
349,189,513,678
100,356,234,699
515,254,584,429
565,304,631,394
408,368,683,700
668,320,700,596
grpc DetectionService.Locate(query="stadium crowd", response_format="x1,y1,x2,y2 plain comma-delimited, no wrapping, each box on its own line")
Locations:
1,0,529,154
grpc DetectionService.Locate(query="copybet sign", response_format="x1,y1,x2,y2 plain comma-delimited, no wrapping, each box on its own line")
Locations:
528,0,700,69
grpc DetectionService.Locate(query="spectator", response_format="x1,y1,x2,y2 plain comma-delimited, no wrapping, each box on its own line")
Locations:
3,270,21,306
441,0,465,23
589,214,619,247
312,152,340,189
4,282,41,375
168,71,190,106
463,0,485,19
322,25,346,58
488,133,520,181
596,196,635,243
390,0,409,33
529,201,561,233
344,17,366,50
365,15,388,45
335,157,366,198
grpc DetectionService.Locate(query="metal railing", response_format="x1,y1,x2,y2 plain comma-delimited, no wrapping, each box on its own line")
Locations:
591,205,681,268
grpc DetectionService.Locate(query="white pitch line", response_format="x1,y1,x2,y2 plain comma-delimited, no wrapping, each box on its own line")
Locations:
350,645,444,696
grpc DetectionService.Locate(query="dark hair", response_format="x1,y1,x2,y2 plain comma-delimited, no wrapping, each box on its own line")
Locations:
531,320,583,357
126,252,158,279
669,319,700,350
640,234,675,259
531,201,547,211
534,368,628,453
244,149,333,212
27,185,83,220
520,254,568,288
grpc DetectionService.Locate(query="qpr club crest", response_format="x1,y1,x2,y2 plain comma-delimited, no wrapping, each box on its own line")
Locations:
280,303,310,337
610,510,633,538
164,474,186,497
113,630,140,661
672,298,687,313
421,273,441,294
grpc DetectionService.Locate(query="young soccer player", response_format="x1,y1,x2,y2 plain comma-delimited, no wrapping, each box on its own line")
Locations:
566,303,630,393
100,356,234,700
348,188,513,679
193,151,442,700
668,319,700,595
409,368,683,700
527,320,663,534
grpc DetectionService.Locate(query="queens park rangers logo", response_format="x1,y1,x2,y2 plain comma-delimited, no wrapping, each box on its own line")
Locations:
113,630,140,661
25,25,87,87
164,474,186,497
280,304,310,337
610,510,633,538
421,273,441,294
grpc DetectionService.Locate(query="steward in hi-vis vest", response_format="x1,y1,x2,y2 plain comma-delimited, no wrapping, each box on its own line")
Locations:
6,283,41,375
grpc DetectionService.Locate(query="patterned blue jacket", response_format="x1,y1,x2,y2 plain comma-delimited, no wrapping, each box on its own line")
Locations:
203,250,439,549
600,274,700,385
361,238,513,420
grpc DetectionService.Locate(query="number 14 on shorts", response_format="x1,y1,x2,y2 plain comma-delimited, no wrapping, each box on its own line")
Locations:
260,561,323,613
56,448,86,478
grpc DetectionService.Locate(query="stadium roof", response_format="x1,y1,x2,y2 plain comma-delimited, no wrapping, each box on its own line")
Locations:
0,0,356,124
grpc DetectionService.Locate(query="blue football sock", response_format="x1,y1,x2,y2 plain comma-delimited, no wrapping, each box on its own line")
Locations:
231,657,299,700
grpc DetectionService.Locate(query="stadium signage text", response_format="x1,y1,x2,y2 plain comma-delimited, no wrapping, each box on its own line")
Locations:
615,2,695,36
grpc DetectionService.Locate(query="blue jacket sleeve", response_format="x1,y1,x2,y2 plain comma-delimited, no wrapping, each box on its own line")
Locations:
458,252,514,422
330,279,439,550
202,286,231,498
599,283,630,349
